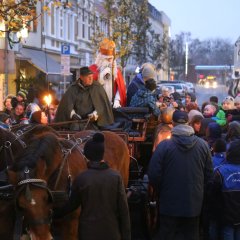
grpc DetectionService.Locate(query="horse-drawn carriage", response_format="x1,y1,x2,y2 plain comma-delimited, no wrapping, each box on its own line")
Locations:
0,107,166,240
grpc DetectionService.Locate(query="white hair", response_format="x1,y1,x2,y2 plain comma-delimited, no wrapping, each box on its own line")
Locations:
95,53,117,79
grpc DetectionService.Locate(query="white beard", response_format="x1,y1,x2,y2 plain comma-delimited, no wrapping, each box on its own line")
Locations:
95,53,118,103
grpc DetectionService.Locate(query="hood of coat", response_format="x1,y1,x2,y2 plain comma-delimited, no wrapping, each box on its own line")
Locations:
172,124,198,151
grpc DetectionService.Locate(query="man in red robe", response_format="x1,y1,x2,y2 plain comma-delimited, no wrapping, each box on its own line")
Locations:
89,38,126,108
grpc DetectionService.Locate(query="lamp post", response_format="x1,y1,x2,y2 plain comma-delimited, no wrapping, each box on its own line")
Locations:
185,42,189,81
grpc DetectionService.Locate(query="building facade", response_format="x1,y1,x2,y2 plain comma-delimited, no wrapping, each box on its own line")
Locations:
0,0,171,106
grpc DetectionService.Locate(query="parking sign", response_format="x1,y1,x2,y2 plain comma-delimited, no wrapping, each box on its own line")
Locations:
61,44,70,55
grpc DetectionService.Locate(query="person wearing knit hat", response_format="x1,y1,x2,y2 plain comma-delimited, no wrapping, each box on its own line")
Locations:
126,62,156,106
141,65,156,82
84,133,105,161
89,38,127,108
11,89,28,109
53,132,131,240
17,89,28,101
203,104,217,118
222,96,235,111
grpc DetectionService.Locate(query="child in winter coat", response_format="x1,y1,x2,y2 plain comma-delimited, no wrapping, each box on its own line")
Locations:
209,139,240,240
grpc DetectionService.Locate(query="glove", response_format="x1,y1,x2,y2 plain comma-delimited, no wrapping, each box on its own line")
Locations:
113,100,121,108
227,114,233,122
88,110,98,121
72,113,82,120
70,110,81,120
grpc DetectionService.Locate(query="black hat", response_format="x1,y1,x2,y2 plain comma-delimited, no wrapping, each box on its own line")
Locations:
84,133,105,161
80,66,93,76
172,110,188,124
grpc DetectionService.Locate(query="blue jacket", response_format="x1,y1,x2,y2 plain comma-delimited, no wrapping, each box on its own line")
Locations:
212,153,226,170
127,73,145,106
148,125,213,217
211,163,240,225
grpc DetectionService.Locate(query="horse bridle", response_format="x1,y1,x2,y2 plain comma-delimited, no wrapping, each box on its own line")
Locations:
0,129,27,168
15,167,53,226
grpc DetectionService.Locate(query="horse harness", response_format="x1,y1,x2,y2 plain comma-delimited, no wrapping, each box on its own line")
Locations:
14,167,54,240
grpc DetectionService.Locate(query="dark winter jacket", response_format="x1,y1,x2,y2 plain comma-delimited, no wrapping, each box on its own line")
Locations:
53,161,131,240
225,109,240,122
148,124,213,217
127,73,144,106
209,140,240,225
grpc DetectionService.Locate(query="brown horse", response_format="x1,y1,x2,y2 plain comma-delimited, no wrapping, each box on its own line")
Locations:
0,128,27,239
8,129,130,240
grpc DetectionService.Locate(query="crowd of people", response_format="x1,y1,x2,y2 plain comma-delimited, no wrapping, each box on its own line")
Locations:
1,37,240,240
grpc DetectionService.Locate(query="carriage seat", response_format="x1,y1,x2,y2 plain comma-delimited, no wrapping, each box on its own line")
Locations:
116,107,150,115
102,107,150,132
114,107,149,141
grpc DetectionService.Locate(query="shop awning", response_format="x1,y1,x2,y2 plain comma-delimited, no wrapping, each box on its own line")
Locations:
19,48,61,75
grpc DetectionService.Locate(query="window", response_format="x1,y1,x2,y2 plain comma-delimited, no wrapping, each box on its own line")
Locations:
74,16,78,42
51,4,55,35
82,24,85,38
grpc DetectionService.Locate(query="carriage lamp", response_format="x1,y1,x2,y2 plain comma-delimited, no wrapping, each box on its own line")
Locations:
43,94,52,123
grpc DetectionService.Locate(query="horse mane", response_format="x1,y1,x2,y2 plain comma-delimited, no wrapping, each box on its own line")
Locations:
12,132,60,171
0,128,15,144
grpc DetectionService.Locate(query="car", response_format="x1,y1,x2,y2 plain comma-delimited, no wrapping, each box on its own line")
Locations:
157,83,186,97
157,85,175,94
185,82,196,93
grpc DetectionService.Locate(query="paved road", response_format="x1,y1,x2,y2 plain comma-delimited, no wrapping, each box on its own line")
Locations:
195,84,228,107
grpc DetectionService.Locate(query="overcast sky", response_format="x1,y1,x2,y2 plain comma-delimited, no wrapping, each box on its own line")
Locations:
149,0,240,43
